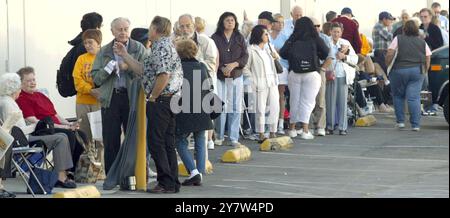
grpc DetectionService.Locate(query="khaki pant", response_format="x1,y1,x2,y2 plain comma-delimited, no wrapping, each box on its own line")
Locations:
310,70,327,129
76,104,104,167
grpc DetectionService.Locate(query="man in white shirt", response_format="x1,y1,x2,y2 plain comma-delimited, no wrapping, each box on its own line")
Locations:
282,6,303,39
432,2,449,32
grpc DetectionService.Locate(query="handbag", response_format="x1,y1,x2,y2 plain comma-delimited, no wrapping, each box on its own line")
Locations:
75,152,101,184
27,167,58,194
32,116,55,136
268,44,283,74
87,110,103,142
326,61,338,81
203,66,224,120
209,93,224,120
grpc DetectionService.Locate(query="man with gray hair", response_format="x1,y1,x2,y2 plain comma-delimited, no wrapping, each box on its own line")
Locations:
91,17,146,174
282,6,303,38
178,14,218,150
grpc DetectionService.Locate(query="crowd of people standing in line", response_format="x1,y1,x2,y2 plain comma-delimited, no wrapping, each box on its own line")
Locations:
0,2,448,197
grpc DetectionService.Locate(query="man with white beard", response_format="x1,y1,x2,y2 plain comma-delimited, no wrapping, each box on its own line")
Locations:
178,14,218,150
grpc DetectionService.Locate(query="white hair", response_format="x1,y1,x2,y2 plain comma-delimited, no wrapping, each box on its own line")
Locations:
179,14,195,24
292,5,303,13
0,73,21,96
111,17,131,29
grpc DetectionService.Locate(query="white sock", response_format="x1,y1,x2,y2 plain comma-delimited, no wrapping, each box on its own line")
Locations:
189,169,200,179
278,119,284,129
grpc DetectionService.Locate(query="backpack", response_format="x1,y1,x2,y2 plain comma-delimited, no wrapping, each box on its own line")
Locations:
57,44,81,97
288,39,318,74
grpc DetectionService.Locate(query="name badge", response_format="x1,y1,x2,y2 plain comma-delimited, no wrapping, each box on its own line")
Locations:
104,60,117,75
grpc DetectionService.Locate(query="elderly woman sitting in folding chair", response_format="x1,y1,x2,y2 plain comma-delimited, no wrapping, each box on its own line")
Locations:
0,73,77,190
0,124,15,198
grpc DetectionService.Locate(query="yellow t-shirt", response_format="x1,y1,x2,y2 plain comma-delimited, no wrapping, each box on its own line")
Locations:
73,53,98,105
360,34,372,57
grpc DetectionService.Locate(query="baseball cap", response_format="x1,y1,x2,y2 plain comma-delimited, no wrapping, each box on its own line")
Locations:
258,11,277,23
131,28,149,45
341,7,354,17
379,11,395,20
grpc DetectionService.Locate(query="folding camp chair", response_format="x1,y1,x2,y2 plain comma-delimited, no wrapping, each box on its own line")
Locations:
10,126,53,170
240,96,255,140
9,126,52,197
11,146,47,197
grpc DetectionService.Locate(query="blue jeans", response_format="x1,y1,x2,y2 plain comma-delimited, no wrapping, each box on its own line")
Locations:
389,66,425,128
215,76,243,143
175,131,206,174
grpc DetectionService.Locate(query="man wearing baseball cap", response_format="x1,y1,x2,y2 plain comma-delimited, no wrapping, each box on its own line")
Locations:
258,11,277,31
372,11,395,73
331,7,362,54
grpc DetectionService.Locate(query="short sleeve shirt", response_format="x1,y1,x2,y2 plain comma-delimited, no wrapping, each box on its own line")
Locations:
142,37,184,96
16,91,61,124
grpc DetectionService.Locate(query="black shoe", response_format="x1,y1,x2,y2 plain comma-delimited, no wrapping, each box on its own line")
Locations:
67,172,75,180
257,138,268,144
0,189,16,198
55,179,77,189
147,184,177,194
326,129,334,135
339,130,347,136
182,174,202,186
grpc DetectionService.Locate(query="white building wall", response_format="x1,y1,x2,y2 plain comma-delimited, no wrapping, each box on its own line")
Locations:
0,0,448,117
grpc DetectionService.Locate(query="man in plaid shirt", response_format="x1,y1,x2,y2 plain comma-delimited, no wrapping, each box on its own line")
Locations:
372,11,395,73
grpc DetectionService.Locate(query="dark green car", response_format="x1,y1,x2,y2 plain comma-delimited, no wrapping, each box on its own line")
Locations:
428,45,449,124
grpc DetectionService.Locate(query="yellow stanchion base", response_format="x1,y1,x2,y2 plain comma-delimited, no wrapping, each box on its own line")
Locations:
53,186,101,198
178,160,214,177
221,145,251,163
356,115,377,127
260,136,294,151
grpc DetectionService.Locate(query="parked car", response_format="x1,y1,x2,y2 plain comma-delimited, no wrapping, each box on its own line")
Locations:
428,45,449,124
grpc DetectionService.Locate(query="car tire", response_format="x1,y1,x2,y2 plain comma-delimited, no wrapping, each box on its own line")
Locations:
444,96,449,125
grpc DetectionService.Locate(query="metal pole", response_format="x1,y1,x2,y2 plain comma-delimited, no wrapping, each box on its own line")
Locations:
135,87,147,191
281,0,291,19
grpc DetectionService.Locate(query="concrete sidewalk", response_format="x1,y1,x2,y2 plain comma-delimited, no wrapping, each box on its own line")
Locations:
4,112,449,198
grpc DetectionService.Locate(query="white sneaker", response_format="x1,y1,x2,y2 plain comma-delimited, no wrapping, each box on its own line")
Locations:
300,131,315,140
243,128,253,136
277,128,285,135
288,130,298,138
296,129,304,135
208,140,215,150
412,127,420,132
148,168,157,178
396,123,406,129
317,129,326,136
247,134,260,141
231,141,244,148
214,139,223,146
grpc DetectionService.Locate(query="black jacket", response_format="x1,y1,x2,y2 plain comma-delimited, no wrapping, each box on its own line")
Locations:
211,32,249,80
175,59,214,135
279,37,329,73
420,23,444,51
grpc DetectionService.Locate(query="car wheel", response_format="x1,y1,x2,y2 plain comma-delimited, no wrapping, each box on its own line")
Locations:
444,96,449,125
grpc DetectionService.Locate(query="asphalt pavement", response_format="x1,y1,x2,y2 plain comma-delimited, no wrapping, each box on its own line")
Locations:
5,111,449,198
